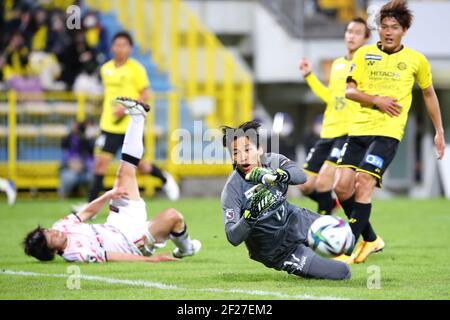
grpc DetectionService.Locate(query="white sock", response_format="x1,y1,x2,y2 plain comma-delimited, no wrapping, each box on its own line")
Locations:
122,115,145,161
170,227,193,253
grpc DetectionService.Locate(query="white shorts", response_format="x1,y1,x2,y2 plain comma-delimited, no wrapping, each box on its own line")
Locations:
105,198,155,254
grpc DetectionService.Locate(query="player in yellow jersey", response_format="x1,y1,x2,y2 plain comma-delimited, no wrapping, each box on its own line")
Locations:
87,31,180,204
334,0,445,264
299,18,370,215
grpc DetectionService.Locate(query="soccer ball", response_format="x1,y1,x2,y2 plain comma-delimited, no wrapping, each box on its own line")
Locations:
307,216,355,257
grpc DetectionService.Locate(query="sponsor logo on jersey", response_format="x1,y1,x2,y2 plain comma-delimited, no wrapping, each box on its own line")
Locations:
370,70,400,79
365,154,384,169
397,62,407,70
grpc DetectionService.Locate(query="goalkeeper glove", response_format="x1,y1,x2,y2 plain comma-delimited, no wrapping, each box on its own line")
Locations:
245,167,290,185
273,168,290,183
243,187,276,221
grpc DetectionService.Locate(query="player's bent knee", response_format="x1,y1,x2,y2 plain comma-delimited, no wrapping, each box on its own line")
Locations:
299,177,316,195
94,156,110,174
315,176,333,192
355,173,376,191
299,184,313,195
164,208,184,223
334,180,352,200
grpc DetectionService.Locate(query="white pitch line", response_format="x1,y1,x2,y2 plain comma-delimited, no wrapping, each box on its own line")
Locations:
0,269,346,300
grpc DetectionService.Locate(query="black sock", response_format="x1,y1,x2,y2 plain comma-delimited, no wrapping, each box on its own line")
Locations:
121,153,140,166
361,222,377,242
88,174,104,202
340,194,355,219
349,202,372,243
150,164,167,184
307,190,319,202
341,195,377,242
315,191,334,215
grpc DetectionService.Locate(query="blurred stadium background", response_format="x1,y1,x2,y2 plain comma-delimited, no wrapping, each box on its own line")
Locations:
0,0,449,200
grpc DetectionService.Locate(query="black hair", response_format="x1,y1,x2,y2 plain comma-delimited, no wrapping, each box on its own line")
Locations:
221,120,261,151
23,226,55,261
348,17,371,38
112,31,134,46
379,0,413,30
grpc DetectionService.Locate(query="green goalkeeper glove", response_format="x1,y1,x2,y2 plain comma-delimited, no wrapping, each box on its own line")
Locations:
243,187,276,221
245,167,290,185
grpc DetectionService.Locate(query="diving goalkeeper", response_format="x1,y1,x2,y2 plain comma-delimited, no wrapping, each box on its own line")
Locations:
220,121,351,280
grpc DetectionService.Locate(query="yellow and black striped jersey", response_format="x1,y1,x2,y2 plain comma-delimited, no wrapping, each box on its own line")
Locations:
305,57,358,138
347,42,432,141
100,58,150,134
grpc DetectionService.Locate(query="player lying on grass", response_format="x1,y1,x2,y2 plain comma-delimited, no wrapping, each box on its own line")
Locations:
220,121,351,280
23,98,201,263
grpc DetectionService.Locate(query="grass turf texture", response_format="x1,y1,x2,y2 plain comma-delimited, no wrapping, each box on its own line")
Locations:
0,197,449,300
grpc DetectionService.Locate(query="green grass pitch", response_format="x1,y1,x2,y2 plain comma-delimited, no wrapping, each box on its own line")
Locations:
0,196,449,300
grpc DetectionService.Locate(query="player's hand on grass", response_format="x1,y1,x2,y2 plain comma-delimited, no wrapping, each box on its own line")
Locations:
373,96,402,117
435,132,445,160
299,58,312,77
147,253,179,263
244,187,276,222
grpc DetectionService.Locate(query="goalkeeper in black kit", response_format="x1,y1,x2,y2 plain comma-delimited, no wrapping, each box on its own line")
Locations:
220,121,351,280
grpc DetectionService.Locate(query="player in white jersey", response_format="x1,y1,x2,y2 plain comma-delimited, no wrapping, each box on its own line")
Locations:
23,98,201,263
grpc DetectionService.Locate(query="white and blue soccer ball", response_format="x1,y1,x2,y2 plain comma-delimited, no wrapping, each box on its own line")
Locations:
307,215,355,257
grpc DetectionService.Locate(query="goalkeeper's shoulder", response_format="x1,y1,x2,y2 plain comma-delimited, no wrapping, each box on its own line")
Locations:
262,152,292,169
263,152,306,185
221,171,242,201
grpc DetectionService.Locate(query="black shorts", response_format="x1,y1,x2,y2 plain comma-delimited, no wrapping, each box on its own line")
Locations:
95,131,125,155
303,136,347,175
337,135,399,187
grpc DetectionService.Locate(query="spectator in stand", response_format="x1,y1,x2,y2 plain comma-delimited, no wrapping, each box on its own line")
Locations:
3,3,34,48
30,6,49,52
2,31,42,93
59,121,95,198
46,10,71,82
82,11,109,63
59,29,99,89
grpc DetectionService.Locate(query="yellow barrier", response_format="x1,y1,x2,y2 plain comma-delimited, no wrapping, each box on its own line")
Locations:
0,90,235,192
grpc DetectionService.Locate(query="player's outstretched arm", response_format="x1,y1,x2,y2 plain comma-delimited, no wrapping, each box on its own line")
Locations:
422,85,446,160
77,187,128,222
300,58,331,104
345,82,402,117
106,252,179,263
279,160,307,185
